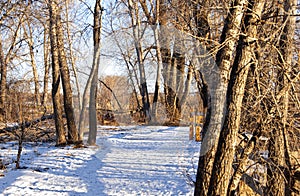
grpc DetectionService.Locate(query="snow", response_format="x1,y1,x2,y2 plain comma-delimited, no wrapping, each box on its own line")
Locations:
0,126,200,195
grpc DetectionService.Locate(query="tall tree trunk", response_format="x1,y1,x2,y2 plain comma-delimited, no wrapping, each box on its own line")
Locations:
267,0,296,195
168,32,184,124
65,0,81,121
158,1,172,124
55,5,78,143
151,0,163,122
207,1,264,195
87,68,98,145
23,20,41,107
42,23,50,111
194,0,247,195
0,13,23,122
87,0,102,146
0,39,6,122
128,0,151,123
48,0,67,146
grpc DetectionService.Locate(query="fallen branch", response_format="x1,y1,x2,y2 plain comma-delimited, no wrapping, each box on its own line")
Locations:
0,114,64,133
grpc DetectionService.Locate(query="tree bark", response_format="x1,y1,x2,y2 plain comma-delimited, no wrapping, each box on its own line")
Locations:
55,4,78,143
0,39,7,122
23,20,41,107
207,1,264,195
151,0,163,122
194,0,248,195
128,0,151,123
42,21,50,111
267,0,296,195
87,0,102,146
65,0,81,120
0,14,23,121
48,0,67,146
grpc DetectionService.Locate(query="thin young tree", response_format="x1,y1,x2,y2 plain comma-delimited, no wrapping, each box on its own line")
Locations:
87,0,103,145
78,0,103,144
22,18,41,108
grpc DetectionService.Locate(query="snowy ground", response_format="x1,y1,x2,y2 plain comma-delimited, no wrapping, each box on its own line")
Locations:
0,126,200,195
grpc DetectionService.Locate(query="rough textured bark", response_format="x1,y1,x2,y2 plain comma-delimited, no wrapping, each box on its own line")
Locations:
87,70,98,145
207,2,264,195
0,39,6,122
48,0,67,146
55,5,78,143
87,0,102,146
194,0,248,195
168,31,185,123
267,0,296,195
179,63,192,107
228,130,261,195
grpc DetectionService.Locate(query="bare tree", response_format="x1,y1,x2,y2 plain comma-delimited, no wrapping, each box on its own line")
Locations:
22,17,41,107
0,2,24,122
139,0,162,122
194,0,247,194
266,0,297,195
207,1,265,195
127,0,151,123
78,0,103,145
41,21,51,111
87,0,103,145
65,0,82,118
55,2,78,143
48,0,67,146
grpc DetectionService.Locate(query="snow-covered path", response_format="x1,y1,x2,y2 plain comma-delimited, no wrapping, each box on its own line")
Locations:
0,126,200,195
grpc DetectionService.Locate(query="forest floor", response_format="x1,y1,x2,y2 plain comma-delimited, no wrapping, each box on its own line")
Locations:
0,126,200,195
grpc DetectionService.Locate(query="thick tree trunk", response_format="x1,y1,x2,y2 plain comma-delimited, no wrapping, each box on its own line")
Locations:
194,0,247,195
48,0,66,146
170,32,185,124
55,7,78,143
207,1,264,195
78,43,101,142
158,1,172,124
